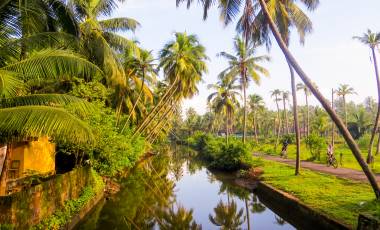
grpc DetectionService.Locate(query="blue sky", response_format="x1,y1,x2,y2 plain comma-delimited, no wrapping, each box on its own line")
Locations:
114,0,380,115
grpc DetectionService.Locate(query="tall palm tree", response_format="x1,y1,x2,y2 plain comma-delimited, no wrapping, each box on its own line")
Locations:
159,206,202,230
354,30,380,163
71,0,140,84
134,32,208,137
249,94,264,142
218,36,269,143
282,91,290,134
0,50,100,144
209,200,245,230
208,76,241,145
122,48,157,129
271,89,282,150
297,83,311,137
336,84,356,127
182,0,380,198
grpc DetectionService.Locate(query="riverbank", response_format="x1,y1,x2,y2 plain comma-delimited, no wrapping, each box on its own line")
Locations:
242,157,380,228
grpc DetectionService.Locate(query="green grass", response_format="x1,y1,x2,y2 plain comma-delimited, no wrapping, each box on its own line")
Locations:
252,141,380,173
251,157,380,227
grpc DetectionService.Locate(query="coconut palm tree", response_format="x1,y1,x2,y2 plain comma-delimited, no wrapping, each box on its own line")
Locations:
121,48,157,130
159,206,202,230
208,76,241,145
0,49,100,144
181,0,380,198
134,32,208,137
209,200,245,230
354,30,380,163
218,36,269,143
70,0,139,86
336,84,356,128
282,91,290,134
249,94,264,142
271,89,282,150
297,83,311,137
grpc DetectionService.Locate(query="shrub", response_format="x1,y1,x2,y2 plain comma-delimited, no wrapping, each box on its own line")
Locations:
358,133,371,149
305,133,326,161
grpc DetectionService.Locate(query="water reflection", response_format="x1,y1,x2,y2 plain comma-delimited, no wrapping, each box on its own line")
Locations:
209,200,245,230
76,147,294,230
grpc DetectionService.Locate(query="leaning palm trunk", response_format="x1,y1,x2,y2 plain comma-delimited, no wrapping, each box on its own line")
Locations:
140,90,177,135
121,69,145,132
122,70,146,132
146,102,175,142
368,47,380,162
289,62,301,175
133,77,178,136
257,0,380,198
331,89,335,149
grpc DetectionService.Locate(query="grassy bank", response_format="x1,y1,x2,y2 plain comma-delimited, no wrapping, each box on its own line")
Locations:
252,140,380,173
250,157,380,227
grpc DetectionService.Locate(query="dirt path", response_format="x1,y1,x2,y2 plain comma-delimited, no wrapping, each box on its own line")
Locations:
254,153,380,183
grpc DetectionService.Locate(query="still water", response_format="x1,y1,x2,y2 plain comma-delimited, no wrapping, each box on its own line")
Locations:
76,149,294,229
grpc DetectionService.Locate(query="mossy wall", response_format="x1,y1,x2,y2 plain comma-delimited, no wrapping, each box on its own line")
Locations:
0,167,94,229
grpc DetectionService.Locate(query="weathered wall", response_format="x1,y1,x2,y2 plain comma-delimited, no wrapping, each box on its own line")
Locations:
0,167,94,229
10,137,55,176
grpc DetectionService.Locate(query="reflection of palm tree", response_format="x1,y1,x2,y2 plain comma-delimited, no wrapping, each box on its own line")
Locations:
274,215,287,226
159,205,202,230
209,200,245,230
250,195,266,214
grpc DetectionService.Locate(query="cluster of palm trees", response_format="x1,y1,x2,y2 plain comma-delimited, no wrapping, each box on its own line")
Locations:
177,0,380,198
0,0,210,147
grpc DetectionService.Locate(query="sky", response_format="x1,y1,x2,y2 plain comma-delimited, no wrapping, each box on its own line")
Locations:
113,0,380,115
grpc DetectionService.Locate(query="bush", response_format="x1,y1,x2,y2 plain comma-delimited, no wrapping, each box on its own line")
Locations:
305,133,326,161
358,133,371,149
61,102,146,177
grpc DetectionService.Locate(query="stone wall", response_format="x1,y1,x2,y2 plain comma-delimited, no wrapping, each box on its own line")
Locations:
0,167,94,229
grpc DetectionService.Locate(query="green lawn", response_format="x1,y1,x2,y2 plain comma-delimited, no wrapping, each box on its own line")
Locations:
252,141,380,173
251,157,380,228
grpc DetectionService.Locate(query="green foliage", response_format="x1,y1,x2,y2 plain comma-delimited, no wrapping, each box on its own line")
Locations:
188,133,252,171
357,133,371,149
33,169,104,230
281,134,295,144
62,102,146,177
70,78,110,102
305,133,326,161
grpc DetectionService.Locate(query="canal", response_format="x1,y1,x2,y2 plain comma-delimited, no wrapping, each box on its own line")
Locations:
76,147,294,229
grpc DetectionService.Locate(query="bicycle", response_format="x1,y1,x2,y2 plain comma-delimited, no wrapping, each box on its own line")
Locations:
327,154,338,168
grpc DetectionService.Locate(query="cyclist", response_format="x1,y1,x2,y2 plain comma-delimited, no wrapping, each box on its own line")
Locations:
280,139,289,158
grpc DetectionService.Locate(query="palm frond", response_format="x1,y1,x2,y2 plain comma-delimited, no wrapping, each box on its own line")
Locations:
0,106,93,144
99,17,140,32
2,49,102,80
0,70,25,97
0,94,93,114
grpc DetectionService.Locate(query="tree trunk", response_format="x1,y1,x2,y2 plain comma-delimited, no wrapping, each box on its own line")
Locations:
133,77,178,136
305,94,310,137
368,48,380,161
257,0,380,198
289,63,301,175
331,89,335,150
275,97,281,151
146,102,175,141
253,110,258,143
122,69,146,132
376,132,380,155
343,96,347,128
226,109,229,145
283,96,289,134
245,198,251,230
243,72,247,144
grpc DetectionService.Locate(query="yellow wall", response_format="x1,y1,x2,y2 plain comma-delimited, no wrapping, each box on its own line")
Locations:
23,137,55,175
10,137,55,178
